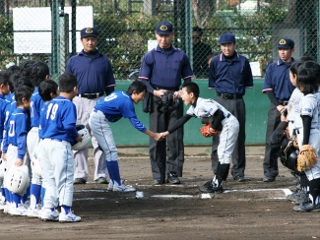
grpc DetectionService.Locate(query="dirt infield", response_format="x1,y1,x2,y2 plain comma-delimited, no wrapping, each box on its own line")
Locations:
0,147,320,240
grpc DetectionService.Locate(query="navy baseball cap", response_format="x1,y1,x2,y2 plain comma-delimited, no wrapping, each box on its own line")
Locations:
80,27,98,38
278,38,295,49
156,21,173,35
219,33,236,44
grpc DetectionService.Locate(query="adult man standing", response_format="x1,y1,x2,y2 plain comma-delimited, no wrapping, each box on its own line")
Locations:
139,21,194,184
262,38,295,182
192,26,212,78
205,33,253,191
66,27,115,184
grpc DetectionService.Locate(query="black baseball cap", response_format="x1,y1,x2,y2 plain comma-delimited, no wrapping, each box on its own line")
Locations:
278,38,295,49
80,27,98,38
156,21,173,35
219,33,236,44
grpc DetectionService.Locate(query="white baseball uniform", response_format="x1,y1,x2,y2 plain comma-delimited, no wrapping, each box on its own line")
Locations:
185,97,239,164
296,92,320,181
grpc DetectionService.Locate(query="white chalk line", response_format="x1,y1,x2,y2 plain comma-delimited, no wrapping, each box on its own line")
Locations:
73,188,292,201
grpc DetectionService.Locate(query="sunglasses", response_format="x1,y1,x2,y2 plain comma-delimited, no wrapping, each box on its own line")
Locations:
192,36,200,39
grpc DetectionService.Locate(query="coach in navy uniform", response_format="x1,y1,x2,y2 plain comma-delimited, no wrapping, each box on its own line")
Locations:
139,21,194,184
262,38,295,182
66,27,115,184
207,33,253,188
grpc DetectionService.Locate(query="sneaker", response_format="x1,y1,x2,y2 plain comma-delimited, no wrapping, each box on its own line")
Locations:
10,204,27,216
95,177,109,184
112,181,136,192
41,208,59,222
167,172,181,184
59,211,81,223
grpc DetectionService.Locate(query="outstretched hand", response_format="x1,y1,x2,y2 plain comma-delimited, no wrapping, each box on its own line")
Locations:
159,131,169,139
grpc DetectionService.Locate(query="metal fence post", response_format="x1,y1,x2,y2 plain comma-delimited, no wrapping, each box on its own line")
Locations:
51,0,60,80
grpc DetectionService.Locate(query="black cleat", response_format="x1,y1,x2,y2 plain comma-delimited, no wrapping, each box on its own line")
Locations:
263,177,275,182
167,172,181,184
74,178,86,184
153,179,165,185
199,179,223,193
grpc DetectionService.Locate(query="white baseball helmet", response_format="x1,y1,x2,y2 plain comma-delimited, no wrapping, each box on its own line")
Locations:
72,125,91,151
6,165,30,195
0,158,7,180
31,153,42,177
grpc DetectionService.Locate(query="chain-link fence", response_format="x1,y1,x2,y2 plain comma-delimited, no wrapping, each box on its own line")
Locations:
0,0,318,79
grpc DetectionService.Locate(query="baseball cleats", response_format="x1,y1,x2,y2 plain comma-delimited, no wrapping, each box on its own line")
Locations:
287,190,309,205
95,177,109,184
234,176,247,182
167,172,181,184
199,179,223,193
153,179,165,185
41,208,59,222
112,181,136,192
10,204,27,216
59,211,81,223
293,202,320,212
289,184,301,192
0,201,6,211
263,177,275,182
74,178,86,184
108,180,136,192
26,204,42,218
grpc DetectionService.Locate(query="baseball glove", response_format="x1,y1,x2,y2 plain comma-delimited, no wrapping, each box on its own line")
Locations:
297,144,318,171
200,124,219,138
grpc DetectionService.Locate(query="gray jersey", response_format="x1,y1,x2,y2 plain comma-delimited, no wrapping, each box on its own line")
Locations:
186,97,231,123
187,97,239,164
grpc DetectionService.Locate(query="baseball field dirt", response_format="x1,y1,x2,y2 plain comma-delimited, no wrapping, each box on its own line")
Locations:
0,146,319,240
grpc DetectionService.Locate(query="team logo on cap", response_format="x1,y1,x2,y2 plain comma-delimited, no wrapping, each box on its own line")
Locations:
159,25,168,31
279,39,286,45
85,28,93,34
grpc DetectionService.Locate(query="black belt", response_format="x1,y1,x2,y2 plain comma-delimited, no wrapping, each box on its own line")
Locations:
77,92,104,99
153,85,179,91
277,99,289,105
217,93,243,99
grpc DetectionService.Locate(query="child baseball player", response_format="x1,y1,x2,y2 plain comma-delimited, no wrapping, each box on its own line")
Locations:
160,82,239,193
269,60,309,206
89,80,161,192
26,61,50,218
0,71,11,210
37,73,82,222
292,61,320,212
2,85,34,216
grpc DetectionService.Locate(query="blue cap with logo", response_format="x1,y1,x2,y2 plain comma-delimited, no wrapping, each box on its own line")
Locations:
156,21,173,35
219,33,236,44
278,38,294,49
80,27,98,38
